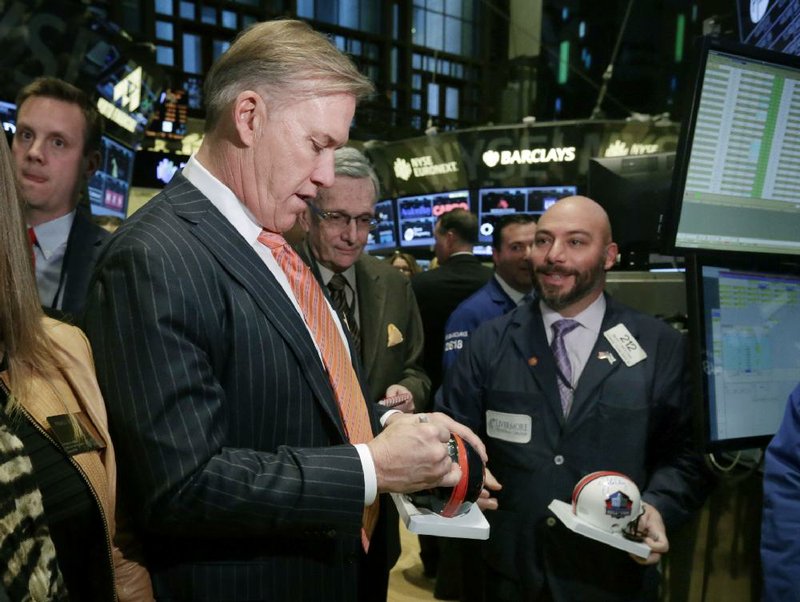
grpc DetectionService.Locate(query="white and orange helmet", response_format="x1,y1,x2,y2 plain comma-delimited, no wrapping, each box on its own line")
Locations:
571,471,644,537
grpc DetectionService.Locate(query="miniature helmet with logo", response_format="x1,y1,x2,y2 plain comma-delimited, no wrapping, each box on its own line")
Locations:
571,471,644,537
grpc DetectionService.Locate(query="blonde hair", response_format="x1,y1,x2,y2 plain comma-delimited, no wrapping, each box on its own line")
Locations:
203,18,374,130
0,133,53,411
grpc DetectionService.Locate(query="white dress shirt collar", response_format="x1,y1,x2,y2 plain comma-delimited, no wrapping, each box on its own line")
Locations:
30,210,75,260
181,155,263,245
540,292,607,345
494,273,528,306
317,263,357,290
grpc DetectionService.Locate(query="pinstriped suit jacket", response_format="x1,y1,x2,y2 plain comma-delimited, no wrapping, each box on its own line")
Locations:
84,175,384,601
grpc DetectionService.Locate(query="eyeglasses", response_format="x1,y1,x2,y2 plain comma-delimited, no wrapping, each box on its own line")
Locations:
307,203,379,232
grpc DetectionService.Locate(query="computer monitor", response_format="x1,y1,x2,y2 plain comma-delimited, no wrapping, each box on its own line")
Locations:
527,186,576,212
397,190,470,248
664,36,800,258
477,185,575,243
366,199,397,253
0,100,16,137
737,0,800,56
588,153,675,269
144,87,189,142
686,254,800,452
87,135,135,219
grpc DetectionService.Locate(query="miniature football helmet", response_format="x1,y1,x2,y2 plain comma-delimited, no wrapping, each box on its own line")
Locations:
571,471,644,539
408,433,485,517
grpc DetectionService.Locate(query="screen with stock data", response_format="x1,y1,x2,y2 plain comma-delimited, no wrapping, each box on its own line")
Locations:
87,135,135,219
698,263,800,449
397,190,470,247
476,185,575,244
671,42,800,256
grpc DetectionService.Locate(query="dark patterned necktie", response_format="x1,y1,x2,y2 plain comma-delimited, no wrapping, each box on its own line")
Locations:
327,273,361,357
551,319,580,416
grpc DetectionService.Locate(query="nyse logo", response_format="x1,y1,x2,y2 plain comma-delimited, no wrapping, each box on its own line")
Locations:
604,139,660,157
394,155,459,180
393,157,413,181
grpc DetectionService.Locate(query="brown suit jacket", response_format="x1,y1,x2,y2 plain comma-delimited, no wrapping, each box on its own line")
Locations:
354,254,431,409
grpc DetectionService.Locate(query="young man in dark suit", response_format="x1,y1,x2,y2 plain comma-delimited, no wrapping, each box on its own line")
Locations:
13,77,107,319
442,213,537,372
411,208,493,408
298,146,431,599
298,147,430,414
84,19,484,602
438,196,711,601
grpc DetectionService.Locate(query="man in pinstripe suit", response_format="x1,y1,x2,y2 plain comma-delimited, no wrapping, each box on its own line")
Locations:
83,19,484,602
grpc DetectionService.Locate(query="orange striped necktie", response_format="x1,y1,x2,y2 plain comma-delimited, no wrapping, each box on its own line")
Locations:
257,229,379,550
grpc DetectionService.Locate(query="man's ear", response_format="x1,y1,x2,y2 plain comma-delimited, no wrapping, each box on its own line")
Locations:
84,149,101,180
231,90,262,147
604,242,619,270
446,229,456,252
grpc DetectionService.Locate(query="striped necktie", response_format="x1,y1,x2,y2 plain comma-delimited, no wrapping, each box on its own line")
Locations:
551,319,581,416
327,273,361,357
258,230,378,550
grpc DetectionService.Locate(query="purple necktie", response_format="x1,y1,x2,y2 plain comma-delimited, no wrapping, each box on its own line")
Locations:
551,319,580,416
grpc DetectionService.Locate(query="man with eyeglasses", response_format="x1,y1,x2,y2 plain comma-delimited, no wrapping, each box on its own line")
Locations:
298,146,431,599
298,147,430,415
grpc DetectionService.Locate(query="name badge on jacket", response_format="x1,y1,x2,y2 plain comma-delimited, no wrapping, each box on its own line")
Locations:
486,410,531,443
603,324,647,367
47,413,105,456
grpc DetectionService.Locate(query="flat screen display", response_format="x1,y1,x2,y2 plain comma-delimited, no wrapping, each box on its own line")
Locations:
477,185,575,243
589,153,675,267
666,37,800,257
737,0,800,56
0,100,15,137
145,87,189,142
94,59,164,148
397,190,470,248
88,135,135,219
688,255,800,451
366,199,397,253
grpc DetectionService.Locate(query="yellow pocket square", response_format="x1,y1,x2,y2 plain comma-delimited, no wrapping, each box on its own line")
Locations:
387,323,404,347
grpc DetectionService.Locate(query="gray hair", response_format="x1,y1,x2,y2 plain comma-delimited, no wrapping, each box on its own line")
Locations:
204,19,374,131
324,146,381,203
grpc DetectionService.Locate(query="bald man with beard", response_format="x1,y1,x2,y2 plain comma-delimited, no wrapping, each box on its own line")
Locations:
437,197,711,602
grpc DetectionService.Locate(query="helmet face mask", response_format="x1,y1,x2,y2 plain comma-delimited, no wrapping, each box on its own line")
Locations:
572,471,644,538
622,508,646,542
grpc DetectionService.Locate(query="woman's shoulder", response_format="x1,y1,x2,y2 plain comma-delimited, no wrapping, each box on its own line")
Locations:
40,317,92,365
